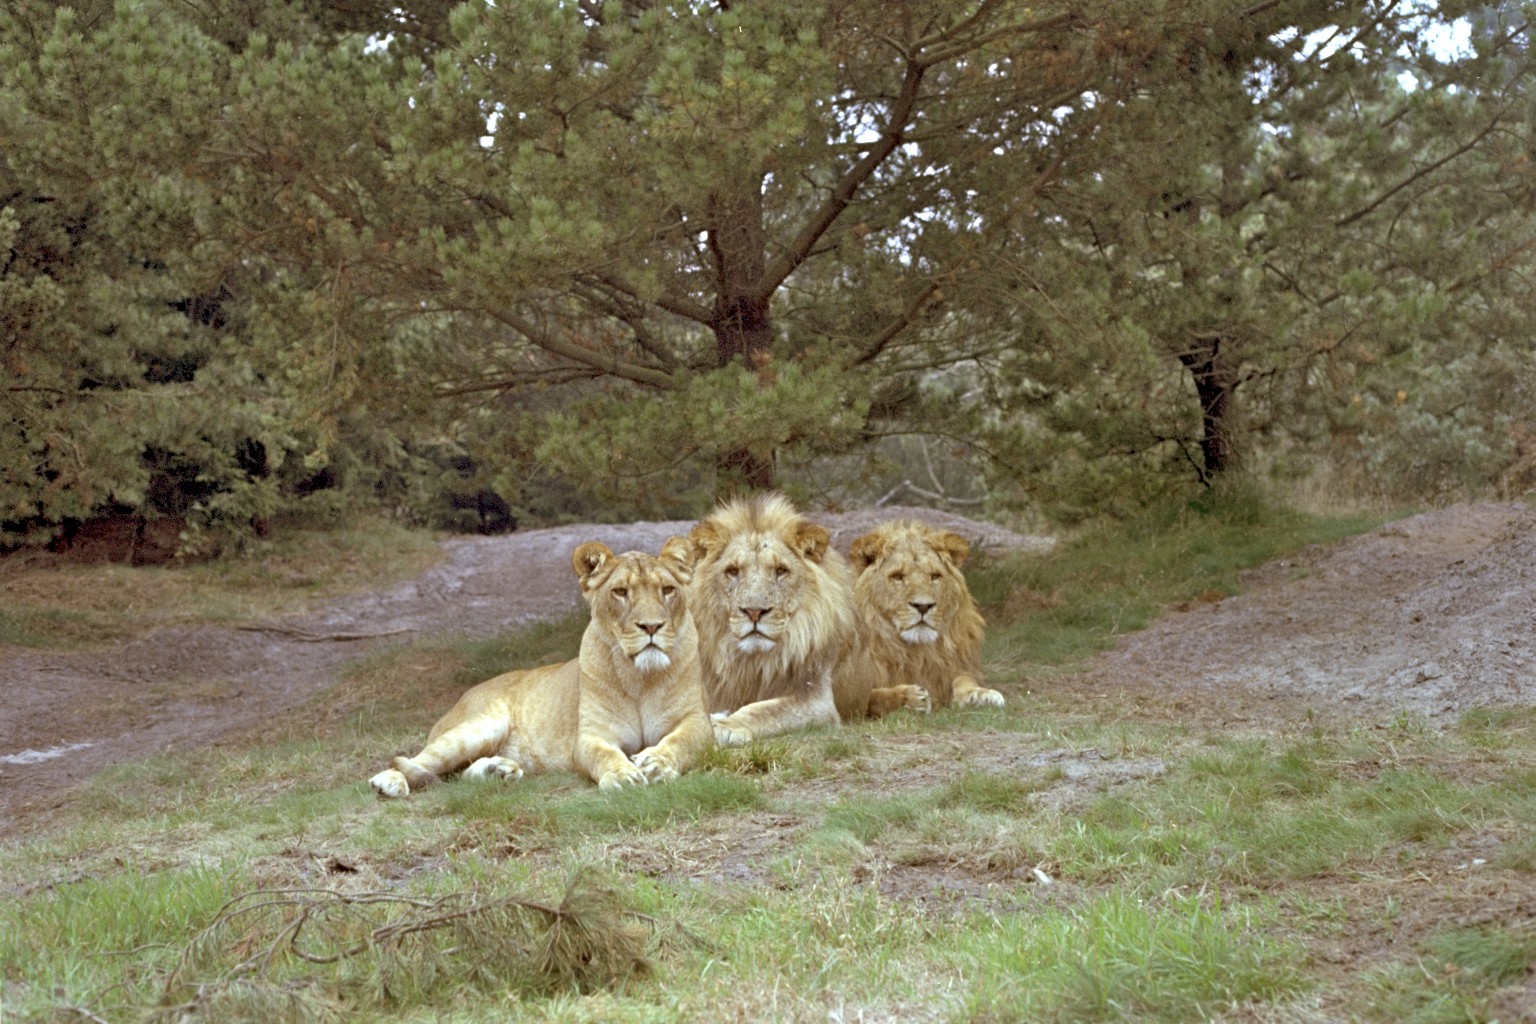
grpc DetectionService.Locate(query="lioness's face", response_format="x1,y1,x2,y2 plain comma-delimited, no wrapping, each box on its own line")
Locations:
851,525,970,646
573,539,693,673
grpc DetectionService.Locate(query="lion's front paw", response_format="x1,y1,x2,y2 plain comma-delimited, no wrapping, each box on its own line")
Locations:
900,684,932,714
712,718,754,747
632,748,679,783
370,768,410,799
463,756,524,782
598,761,649,791
958,686,1005,708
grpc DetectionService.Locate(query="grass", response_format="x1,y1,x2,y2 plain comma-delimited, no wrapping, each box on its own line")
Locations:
6,486,1536,1022
970,481,1390,670
955,891,1308,1022
0,515,444,647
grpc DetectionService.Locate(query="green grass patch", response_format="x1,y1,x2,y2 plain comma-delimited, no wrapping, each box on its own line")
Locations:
17,496,1534,1024
1356,923,1536,1023
1052,734,1515,888
974,482,1389,672
449,608,591,686
0,864,243,1017
955,891,1308,1023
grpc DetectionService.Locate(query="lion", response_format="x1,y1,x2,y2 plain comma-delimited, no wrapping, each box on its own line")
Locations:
842,520,1003,711
368,537,712,796
688,493,927,746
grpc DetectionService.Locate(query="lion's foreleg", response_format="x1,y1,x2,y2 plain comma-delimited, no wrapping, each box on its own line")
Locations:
577,734,648,790
713,687,839,746
369,718,512,798
952,673,1005,708
865,684,931,717
632,711,713,782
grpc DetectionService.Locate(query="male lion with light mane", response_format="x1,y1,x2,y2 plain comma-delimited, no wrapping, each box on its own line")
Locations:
369,537,711,796
689,494,927,746
841,520,1004,712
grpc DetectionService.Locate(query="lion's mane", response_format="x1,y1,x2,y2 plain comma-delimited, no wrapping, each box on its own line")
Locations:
845,520,991,710
689,493,856,724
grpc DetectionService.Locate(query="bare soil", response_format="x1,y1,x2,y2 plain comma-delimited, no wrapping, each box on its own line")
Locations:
1074,500,1536,726
2,500,1532,845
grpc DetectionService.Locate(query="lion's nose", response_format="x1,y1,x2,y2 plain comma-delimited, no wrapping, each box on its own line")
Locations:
741,607,770,624
639,621,663,636
911,601,935,618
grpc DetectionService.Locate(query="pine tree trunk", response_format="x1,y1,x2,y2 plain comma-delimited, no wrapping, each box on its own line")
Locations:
709,185,777,492
1177,337,1238,480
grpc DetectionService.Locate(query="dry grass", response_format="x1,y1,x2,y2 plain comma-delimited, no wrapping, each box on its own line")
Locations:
0,517,444,647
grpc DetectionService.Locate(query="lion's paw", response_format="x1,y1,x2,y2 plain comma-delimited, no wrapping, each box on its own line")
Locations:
900,685,932,714
712,718,754,748
598,761,649,791
370,768,410,799
958,686,1005,708
463,756,524,782
632,748,679,783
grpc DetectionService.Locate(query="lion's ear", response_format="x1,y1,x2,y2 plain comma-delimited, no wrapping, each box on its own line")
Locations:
572,541,615,590
793,521,831,563
928,530,970,568
689,520,726,563
848,532,886,573
659,535,694,585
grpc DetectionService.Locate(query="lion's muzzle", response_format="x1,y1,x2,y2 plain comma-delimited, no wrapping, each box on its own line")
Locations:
633,645,672,672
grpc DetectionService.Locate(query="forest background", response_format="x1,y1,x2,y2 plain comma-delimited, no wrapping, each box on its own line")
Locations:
2,0,1533,551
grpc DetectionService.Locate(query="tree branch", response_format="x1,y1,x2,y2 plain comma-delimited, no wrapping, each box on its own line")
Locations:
918,12,1076,69
433,367,606,397
483,306,676,389
573,281,682,369
845,280,942,369
1336,100,1515,228
754,59,927,303
588,271,713,326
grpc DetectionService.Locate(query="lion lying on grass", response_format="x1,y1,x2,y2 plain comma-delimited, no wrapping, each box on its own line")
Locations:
369,537,712,795
687,494,928,745
843,520,1003,711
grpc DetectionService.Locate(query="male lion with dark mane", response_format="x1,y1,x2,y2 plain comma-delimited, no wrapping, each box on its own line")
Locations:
369,537,711,795
842,520,1003,711
689,494,926,745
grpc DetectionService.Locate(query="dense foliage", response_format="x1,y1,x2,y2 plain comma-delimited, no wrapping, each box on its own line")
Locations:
1,1,1532,545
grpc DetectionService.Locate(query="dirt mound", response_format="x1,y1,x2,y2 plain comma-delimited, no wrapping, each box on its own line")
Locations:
1081,502,1536,722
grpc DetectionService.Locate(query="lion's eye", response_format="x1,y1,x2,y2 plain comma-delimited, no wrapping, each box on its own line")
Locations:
774,565,789,579
612,588,628,599
931,572,943,581
661,585,675,597
724,566,740,579
889,571,905,582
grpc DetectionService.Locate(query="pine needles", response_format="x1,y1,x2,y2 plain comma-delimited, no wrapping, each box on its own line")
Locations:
148,869,655,1023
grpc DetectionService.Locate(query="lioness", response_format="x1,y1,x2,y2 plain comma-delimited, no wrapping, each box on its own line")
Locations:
688,493,926,746
369,537,711,795
842,520,1004,711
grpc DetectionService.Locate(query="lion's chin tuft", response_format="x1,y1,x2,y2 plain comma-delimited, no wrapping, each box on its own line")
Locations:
899,625,940,646
633,647,671,673
735,635,778,654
